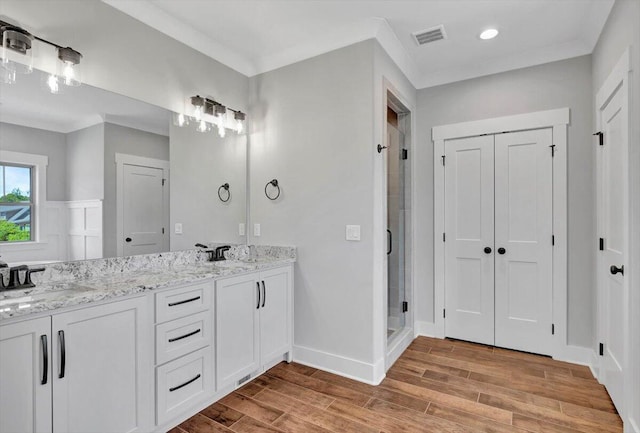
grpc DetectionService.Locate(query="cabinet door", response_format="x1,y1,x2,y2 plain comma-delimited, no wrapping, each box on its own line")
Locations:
215,273,260,390
259,267,291,364
0,317,52,433
52,297,152,433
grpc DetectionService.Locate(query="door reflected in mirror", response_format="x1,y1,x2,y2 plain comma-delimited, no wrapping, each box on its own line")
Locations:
0,68,247,266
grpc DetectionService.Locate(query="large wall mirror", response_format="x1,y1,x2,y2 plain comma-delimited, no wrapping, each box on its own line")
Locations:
0,68,246,265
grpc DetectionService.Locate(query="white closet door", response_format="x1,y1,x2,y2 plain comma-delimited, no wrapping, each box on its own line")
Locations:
597,81,628,413
494,129,553,355
444,135,495,345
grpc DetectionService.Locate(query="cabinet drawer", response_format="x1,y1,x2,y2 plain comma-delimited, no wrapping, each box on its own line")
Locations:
156,311,211,365
156,346,213,425
156,282,212,323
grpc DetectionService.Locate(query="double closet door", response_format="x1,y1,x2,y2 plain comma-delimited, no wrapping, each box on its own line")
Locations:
444,128,553,356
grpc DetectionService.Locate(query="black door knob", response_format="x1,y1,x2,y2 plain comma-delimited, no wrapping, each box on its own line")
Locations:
125,237,132,243
610,265,624,276
484,247,492,254
497,247,506,255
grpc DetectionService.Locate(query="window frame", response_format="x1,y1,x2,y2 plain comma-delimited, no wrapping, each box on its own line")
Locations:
0,162,35,243
0,150,48,249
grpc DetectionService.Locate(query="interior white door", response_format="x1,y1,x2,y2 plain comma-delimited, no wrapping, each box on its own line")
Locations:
597,79,628,413
494,129,553,355
444,135,495,345
123,164,165,256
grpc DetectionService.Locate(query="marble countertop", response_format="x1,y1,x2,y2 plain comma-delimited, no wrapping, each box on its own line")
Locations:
0,257,294,321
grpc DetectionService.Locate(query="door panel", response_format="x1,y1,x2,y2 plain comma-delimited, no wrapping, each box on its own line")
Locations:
260,268,290,363
123,164,165,256
444,135,495,345
598,83,627,412
0,317,52,433
494,129,553,355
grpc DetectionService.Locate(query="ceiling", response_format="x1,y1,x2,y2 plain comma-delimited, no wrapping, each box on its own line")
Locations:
0,69,170,135
104,0,614,89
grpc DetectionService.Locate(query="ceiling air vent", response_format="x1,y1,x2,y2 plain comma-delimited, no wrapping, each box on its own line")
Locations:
412,25,447,46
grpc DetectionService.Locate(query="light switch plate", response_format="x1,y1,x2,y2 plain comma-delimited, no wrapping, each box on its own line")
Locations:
174,223,183,234
254,223,261,237
239,223,245,236
346,225,361,241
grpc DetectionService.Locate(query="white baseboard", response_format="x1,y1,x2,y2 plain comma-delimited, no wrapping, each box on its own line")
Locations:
293,344,385,385
627,417,640,433
553,344,597,371
387,328,413,368
414,320,438,338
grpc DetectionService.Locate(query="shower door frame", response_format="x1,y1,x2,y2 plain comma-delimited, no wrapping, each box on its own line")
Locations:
383,80,415,370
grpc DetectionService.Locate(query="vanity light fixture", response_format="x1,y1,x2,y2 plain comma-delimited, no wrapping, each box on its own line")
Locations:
191,95,205,121
234,111,246,134
0,19,83,89
178,95,247,138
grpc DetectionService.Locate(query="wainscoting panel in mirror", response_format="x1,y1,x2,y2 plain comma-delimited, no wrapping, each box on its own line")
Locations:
0,68,247,265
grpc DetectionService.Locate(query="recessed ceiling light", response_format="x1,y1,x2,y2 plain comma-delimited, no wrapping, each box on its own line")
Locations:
479,28,499,40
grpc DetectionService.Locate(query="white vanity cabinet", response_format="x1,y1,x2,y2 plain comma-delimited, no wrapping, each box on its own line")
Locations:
154,280,214,426
52,296,153,433
0,317,52,433
215,265,292,390
0,296,153,433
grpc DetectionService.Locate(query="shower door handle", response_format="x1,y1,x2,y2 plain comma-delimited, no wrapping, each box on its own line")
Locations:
387,229,392,255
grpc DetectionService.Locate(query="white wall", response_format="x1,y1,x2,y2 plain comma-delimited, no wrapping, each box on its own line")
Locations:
591,0,640,429
0,122,67,201
103,123,169,258
169,123,246,251
66,123,104,201
415,55,594,348
249,41,377,379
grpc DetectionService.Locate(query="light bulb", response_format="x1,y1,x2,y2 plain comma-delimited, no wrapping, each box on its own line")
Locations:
47,74,60,94
173,112,189,127
193,105,203,121
218,123,226,138
63,62,75,85
197,119,209,133
235,119,243,134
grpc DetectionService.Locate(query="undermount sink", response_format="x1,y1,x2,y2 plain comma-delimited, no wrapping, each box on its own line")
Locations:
212,257,274,268
0,286,91,308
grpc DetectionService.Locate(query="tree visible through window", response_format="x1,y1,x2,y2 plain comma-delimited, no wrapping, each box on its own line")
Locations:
0,163,33,242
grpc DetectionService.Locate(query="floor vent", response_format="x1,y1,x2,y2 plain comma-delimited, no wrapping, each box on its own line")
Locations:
237,374,251,386
412,25,447,45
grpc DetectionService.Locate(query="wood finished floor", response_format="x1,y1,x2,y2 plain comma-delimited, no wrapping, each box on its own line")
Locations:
169,337,621,433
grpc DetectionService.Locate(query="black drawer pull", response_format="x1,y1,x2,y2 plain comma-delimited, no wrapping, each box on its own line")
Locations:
261,281,266,308
256,282,261,309
41,335,48,385
168,296,201,307
168,329,201,343
169,374,201,392
58,330,65,379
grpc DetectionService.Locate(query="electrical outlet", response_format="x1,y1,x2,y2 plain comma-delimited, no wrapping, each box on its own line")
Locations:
174,223,183,234
254,223,261,237
346,225,361,241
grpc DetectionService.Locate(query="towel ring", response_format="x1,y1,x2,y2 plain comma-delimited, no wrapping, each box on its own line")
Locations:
217,183,230,202
264,179,280,200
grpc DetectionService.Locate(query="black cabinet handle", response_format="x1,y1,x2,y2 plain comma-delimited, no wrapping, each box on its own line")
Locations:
256,282,261,309
497,248,506,255
261,281,266,308
610,265,624,276
169,374,201,392
58,330,65,379
168,329,201,343
387,229,392,255
41,335,48,385
168,296,200,307
484,247,492,254
125,237,132,243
